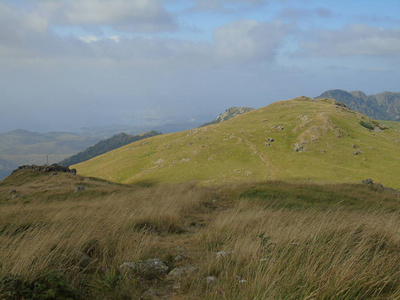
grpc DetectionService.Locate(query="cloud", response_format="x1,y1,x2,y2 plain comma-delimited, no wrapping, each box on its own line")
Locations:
214,20,290,62
21,0,177,33
189,0,268,12
280,7,333,19
297,24,400,57
63,0,176,33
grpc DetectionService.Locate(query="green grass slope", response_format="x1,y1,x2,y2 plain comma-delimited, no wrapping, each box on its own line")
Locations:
74,97,400,189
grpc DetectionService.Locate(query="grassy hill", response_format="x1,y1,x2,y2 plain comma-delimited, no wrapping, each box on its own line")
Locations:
1,168,400,299
59,131,161,167
74,96,400,189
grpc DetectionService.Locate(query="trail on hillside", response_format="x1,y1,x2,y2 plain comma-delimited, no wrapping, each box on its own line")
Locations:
209,127,277,178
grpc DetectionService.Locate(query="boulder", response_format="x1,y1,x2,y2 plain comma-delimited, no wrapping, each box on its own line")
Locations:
168,265,198,278
74,186,86,193
205,276,216,285
361,178,373,185
375,183,384,192
119,258,168,277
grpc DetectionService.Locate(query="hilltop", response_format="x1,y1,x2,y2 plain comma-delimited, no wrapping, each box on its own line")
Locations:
74,96,400,189
316,89,400,121
200,107,254,127
59,131,161,166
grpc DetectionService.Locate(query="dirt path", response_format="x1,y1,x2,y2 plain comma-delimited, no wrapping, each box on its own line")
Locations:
209,127,277,178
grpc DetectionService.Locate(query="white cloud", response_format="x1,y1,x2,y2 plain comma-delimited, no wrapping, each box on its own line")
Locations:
214,20,290,61
79,35,100,44
189,0,268,12
63,0,176,32
298,24,400,57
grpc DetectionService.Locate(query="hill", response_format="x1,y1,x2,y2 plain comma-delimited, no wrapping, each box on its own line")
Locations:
200,107,254,127
0,129,101,176
74,96,400,189
315,89,400,121
1,167,400,299
59,131,161,166
0,158,17,180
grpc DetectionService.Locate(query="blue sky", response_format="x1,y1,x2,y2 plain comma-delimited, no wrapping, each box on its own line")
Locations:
0,0,399,132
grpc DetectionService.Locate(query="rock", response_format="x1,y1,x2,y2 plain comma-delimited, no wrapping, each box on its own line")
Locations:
12,194,19,199
293,143,303,152
140,288,164,300
362,178,373,185
77,252,91,268
375,183,384,192
119,258,168,276
173,254,185,261
9,189,17,194
74,186,86,193
168,265,199,278
216,251,235,258
11,164,77,175
51,172,58,176
267,138,274,142
205,276,216,285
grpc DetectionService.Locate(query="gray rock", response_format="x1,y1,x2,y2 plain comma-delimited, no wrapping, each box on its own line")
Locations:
168,265,198,278
74,186,86,193
173,254,185,261
140,288,163,300
77,252,91,268
205,276,216,284
12,194,19,199
51,172,58,176
9,189,17,194
216,250,236,258
362,178,373,185
375,183,384,192
120,258,168,276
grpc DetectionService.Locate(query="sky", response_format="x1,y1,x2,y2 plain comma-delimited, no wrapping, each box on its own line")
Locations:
0,0,399,133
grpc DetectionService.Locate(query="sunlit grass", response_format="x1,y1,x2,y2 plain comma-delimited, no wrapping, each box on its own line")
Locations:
1,171,400,299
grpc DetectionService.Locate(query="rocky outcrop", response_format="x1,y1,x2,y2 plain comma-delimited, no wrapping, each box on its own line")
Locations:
200,107,255,127
120,258,169,277
11,164,77,176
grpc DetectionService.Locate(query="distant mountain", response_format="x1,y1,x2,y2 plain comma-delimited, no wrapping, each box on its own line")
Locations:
0,158,17,181
200,107,255,127
80,121,203,138
0,129,102,179
315,90,400,121
74,96,400,189
59,131,161,166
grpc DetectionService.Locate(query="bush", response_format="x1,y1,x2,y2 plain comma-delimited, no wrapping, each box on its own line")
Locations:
359,120,374,130
0,272,77,300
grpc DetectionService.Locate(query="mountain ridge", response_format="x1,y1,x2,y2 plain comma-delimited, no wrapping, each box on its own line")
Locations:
315,89,400,120
74,96,400,189
59,131,161,166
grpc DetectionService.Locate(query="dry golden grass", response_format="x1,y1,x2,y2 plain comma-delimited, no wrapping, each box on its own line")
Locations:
187,201,400,299
1,171,400,299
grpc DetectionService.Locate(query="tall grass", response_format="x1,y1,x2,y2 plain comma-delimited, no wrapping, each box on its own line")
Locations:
188,200,400,299
1,175,400,299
